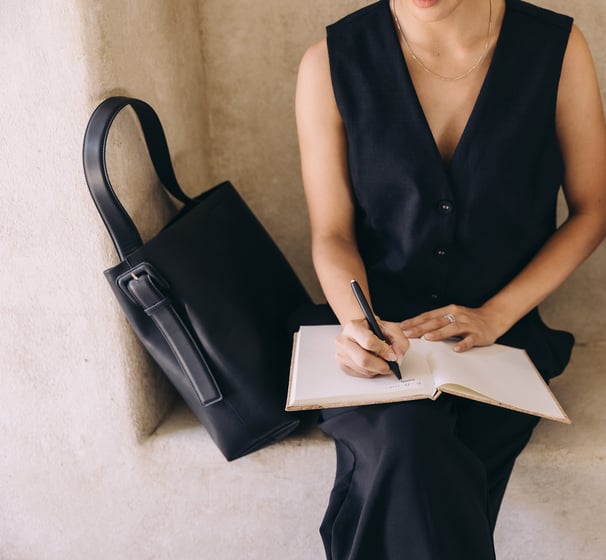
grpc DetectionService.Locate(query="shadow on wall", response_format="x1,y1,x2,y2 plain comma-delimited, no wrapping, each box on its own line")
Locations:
90,99,180,439
76,0,213,438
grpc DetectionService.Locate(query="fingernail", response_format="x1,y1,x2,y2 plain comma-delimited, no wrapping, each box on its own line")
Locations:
387,352,397,361
424,333,435,340
403,329,413,337
453,345,461,352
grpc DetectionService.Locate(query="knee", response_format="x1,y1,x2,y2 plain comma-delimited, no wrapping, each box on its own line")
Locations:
354,400,456,465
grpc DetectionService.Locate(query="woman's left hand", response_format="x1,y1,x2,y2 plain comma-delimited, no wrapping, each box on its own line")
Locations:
400,305,509,353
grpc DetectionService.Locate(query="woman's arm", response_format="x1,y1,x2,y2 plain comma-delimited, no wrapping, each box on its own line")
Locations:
296,40,409,377
401,25,606,352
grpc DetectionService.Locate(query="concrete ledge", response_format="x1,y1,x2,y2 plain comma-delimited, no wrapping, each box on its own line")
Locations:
495,343,606,560
124,342,605,560
2,347,603,560
141,404,334,560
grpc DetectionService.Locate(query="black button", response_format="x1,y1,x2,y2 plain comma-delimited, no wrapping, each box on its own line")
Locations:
437,200,454,214
435,248,447,257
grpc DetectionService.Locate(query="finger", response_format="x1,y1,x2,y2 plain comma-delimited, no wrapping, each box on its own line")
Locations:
422,323,461,341
400,306,458,332
339,363,381,379
402,316,453,338
403,314,460,338
336,336,392,376
343,321,397,361
400,311,437,330
453,335,475,353
380,322,410,357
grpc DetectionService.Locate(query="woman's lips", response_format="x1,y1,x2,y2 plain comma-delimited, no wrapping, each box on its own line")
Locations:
412,0,440,8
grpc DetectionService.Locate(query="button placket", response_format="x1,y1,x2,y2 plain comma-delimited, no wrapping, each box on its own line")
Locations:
430,198,456,305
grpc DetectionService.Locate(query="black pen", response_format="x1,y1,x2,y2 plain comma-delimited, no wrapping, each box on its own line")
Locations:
350,280,402,381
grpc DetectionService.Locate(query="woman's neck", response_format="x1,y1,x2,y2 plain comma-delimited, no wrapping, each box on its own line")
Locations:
393,0,502,56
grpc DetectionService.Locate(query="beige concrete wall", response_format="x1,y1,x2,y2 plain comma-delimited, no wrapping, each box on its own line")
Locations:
77,0,215,435
0,0,211,556
197,0,370,300
0,0,604,558
0,2,137,555
535,0,606,342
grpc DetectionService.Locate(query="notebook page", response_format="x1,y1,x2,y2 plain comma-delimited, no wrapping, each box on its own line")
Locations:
288,325,435,408
426,340,566,420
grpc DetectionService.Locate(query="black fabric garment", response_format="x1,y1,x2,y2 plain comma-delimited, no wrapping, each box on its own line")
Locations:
315,1,575,558
326,0,574,380
318,398,540,560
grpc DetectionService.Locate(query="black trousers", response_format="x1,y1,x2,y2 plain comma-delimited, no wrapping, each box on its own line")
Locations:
318,396,540,560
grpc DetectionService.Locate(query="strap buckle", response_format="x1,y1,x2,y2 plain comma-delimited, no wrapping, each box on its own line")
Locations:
117,262,169,305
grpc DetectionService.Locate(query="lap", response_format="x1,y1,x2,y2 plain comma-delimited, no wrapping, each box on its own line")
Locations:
318,396,539,470
318,397,504,560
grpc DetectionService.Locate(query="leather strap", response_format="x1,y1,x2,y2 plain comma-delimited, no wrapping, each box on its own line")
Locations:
126,269,222,407
82,96,193,260
84,97,223,407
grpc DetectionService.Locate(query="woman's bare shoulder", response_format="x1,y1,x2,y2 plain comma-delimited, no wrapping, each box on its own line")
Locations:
299,39,329,80
297,38,341,126
556,23,606,207
557,24,602,123
560,24,596,88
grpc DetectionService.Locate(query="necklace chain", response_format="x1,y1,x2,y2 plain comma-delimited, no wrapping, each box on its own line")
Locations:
391,0,493,82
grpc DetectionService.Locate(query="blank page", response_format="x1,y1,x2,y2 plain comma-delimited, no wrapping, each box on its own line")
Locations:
287,325,435,409
426,339,567,421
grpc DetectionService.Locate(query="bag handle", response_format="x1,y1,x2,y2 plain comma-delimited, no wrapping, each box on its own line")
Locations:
82,96,193,260
83,97,223,407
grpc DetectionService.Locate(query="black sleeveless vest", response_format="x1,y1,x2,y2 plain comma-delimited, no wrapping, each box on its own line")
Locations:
326,0,574,378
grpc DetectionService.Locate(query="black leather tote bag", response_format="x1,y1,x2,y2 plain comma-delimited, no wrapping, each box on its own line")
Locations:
82,97,311,460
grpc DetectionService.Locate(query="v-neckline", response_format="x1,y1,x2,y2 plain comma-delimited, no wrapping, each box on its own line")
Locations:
384,0,511,170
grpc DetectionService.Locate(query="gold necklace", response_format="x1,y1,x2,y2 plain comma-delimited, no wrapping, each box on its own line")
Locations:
391,0,493,82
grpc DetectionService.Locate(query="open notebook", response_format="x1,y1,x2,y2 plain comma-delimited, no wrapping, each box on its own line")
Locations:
286,325,569,423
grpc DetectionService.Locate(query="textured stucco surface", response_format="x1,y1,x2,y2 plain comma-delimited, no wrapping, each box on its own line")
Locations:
197,0,371,302
1,0,605,559
533,0,606,343
78,0,215,435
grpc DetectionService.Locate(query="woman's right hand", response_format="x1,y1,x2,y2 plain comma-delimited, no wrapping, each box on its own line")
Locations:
336,318,409,378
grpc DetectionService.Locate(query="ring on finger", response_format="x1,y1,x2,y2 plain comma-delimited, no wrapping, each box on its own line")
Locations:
443,313,456,324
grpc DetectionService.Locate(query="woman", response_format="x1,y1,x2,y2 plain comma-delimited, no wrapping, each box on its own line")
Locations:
295,0,606,558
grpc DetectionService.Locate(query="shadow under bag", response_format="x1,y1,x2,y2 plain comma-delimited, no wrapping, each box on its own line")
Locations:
82,96,311,460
